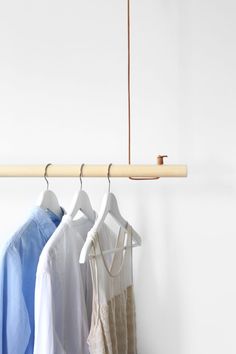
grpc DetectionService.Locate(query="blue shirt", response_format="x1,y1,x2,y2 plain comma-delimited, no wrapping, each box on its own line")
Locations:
0,206,64,354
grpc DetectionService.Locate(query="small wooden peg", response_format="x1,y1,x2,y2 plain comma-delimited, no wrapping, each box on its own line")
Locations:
157,155,168,165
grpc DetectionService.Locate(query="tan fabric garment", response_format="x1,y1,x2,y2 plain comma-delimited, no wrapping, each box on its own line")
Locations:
87,224,137,354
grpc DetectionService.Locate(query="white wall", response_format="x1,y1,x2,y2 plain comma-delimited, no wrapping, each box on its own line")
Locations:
0,0,236,353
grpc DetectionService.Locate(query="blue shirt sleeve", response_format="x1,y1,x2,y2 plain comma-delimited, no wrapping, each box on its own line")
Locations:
0,245,31,354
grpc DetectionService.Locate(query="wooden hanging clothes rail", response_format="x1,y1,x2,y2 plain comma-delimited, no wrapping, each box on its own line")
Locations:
0,163,187,178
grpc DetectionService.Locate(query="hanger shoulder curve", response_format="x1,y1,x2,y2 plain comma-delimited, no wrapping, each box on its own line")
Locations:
79,192,142,263
36,189,62,218
68,189,95,221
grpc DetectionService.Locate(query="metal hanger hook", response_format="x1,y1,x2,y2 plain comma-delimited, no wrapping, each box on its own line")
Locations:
79,163,85,190
107,163,112,193
44,163,52,190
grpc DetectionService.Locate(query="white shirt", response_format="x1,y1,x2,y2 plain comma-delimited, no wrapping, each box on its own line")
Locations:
33,213,116,354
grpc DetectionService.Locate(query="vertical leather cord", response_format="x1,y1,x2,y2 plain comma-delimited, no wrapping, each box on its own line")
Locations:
127,0,159,180
128,0,131,166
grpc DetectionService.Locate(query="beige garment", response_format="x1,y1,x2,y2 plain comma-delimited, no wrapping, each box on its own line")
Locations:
87,224,137,354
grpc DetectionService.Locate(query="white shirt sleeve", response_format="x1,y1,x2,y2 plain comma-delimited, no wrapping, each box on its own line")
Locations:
34,270,55,354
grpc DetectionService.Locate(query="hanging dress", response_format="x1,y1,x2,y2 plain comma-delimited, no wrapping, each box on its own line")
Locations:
87,223,137,354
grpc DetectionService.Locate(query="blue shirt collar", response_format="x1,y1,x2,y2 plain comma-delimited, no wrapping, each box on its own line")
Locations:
45,207,64,227
30,206,64,241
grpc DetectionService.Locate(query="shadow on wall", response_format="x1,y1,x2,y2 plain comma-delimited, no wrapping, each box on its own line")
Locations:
132,158,236,354
133,184,184,354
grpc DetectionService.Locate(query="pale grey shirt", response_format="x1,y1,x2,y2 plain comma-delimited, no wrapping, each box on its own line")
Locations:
33,213,115,354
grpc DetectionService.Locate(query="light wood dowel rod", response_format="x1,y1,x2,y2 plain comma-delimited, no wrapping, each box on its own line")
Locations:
0,165,187,178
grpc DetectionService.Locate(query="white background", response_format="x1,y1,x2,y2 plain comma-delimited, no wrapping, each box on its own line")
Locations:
0,0,236,353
